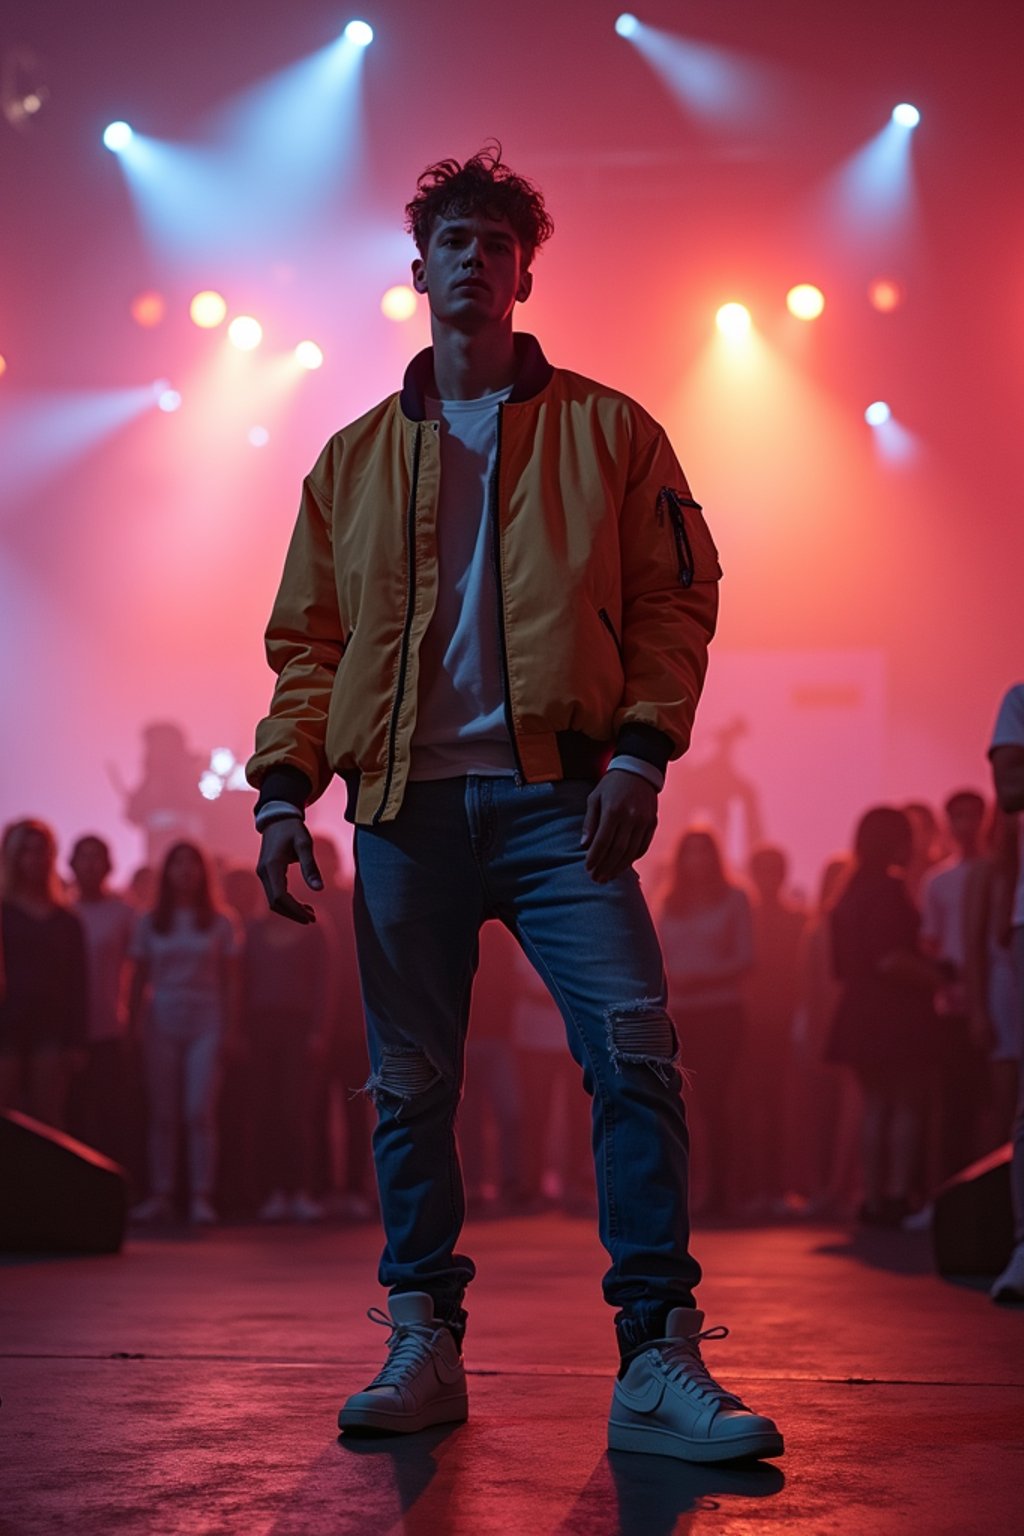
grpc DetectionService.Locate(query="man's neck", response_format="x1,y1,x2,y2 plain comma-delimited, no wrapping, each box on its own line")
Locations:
430,320,518,401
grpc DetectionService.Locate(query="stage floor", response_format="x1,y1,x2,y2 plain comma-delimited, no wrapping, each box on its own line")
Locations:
2,1216,1022,1534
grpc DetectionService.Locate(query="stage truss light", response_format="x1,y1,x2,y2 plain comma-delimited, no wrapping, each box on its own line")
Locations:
344,20,374,47
891,103,920,128
381,285,418,321
295,340,324,370
715,302,752,339
615,13,640,37
228,315,263,351
248,425,270,447
103,120,133,152
865,401,891,427
786,284,825,321
157,387,182,413
190,290,228,328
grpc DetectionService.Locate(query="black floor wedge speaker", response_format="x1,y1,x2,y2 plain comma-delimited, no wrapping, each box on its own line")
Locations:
0,1110,128,1254
932,1143,1014,1277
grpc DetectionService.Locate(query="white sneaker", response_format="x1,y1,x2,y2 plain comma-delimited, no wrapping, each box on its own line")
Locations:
259,1191,291,1222
337,1292,468,1435
129,1194,174,1224
991,1241,1024,1303
609,1308,784,1463
290,1192,324,1223
189,1195,218,1226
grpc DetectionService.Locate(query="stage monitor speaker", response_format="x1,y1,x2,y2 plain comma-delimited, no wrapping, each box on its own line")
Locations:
932,1143,1013,1278
0,1109,127,1254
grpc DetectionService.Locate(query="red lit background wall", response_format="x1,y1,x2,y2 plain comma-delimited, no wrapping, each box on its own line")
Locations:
1,0,1022,892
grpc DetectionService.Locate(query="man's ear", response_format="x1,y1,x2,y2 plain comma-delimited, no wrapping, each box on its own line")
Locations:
411,259,428,295
516,270,533,304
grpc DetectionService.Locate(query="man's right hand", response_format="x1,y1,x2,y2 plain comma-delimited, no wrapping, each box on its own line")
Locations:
256,818,323,924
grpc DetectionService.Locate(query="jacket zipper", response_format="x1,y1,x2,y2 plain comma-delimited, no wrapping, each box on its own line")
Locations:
373,425,423,823
597,607,624,665
489,405,526,784
656,487,698,588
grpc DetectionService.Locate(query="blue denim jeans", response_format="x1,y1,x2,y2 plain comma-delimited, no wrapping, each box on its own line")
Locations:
352,776,702,1352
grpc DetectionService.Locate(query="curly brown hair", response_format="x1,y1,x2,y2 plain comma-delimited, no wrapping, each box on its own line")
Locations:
405,142,554,269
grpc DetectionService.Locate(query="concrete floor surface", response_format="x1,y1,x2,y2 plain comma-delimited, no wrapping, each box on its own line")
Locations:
1,1217,1022,1534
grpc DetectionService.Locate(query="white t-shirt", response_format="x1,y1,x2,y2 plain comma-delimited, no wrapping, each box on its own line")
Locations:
920,859,976,969
989,683,1024,928
73,895,136,1042
130,909,241,1036
409,386,517,781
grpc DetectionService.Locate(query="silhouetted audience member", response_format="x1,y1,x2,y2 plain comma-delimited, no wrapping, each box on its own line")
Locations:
511,940,594,1213
128,841,241,1225
67,834,136,1165
738,845,807,1215
920,790,990,1185
987,683,1024,1302
309,837,373,1219
125,865,157,913
659,828,753,1217
827,807,943,1226
217,866,267,1215
460,920,524,1214
963,805,1021,1154
244,906,329,1222
0,819,87,1128
791,856,861,1215
902,801,945,902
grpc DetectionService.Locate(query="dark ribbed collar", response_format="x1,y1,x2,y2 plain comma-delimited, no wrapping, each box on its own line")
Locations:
398,332,554,421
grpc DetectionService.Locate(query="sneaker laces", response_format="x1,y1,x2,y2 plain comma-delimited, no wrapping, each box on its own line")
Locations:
364,1307,441,1389
654,1325,749,1411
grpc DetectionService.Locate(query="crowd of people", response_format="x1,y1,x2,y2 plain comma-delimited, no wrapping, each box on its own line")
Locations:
0,784,1019,1233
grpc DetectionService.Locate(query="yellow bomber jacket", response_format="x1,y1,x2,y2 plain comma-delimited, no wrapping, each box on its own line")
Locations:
246,333,722,826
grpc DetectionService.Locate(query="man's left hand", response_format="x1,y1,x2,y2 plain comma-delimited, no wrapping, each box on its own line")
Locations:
581,770,658,883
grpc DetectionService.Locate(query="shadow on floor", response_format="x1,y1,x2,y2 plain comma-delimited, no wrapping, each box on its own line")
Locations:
559,1452,785,1535
813,1229,934,1275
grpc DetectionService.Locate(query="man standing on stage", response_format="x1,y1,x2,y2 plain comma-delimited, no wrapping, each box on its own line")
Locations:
247,146,782,1463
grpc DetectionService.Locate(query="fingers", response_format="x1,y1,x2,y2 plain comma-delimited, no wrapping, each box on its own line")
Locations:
270,891,318,925
583,782,658,882
295,824,324,892
580,789,600,849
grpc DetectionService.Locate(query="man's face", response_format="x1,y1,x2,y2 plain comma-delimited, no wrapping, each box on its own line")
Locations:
412,212,532,329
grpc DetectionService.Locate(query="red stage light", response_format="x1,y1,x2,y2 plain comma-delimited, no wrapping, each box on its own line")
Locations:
131,291,166,328
868,278,903,313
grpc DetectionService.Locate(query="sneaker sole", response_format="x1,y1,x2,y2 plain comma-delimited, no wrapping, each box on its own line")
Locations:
338,1393,469,1436
608,1418,784,1463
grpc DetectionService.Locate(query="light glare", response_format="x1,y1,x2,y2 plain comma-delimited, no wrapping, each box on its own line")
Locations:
892,103,920,128
786,284,825,321
228,315,263,351
615,13,640,36
103,120,133,152
715,302,752,339
0,355,7,379
865,401,891,427
868,277,903,313
248,426,270,447
344,19,374,46
295,340,324,370
381,285,418,322
190,290,228,328
130,291,165,328
157,389,182,413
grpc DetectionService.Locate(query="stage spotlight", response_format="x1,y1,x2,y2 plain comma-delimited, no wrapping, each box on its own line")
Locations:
786,284,825,321
865,401,891,427
248,425,270,447
868,277,903,313
199,770,223,801
715,302,752,339
891,103,920,128
210,747,236,776
130,291,165,328
615,13,640,37
344,19,374,46
295,340,324,370
228,315,263,351
157,387,182,413
103,120,133,152
381,284,418,321
190,290,227,328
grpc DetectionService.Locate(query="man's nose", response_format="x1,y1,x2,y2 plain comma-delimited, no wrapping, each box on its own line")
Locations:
461,241,484,267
